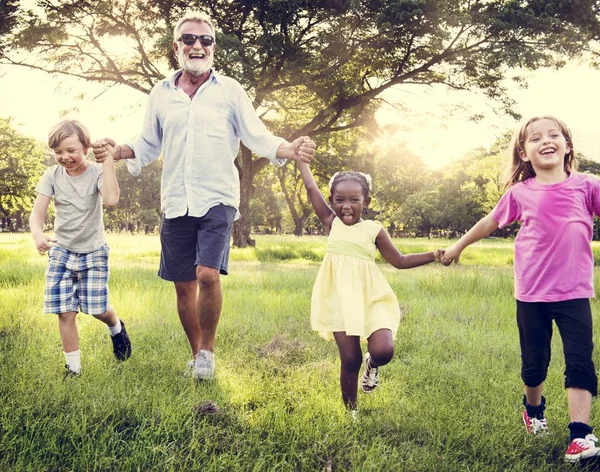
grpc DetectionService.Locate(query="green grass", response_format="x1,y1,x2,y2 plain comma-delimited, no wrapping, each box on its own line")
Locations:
2,233,600,470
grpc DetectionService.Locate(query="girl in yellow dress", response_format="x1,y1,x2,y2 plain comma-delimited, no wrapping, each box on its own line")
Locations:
297,159,444,414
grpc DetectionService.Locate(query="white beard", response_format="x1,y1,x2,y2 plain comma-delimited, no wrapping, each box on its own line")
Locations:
178,48,212,76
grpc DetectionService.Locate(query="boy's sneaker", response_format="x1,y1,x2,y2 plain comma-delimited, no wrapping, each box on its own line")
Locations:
565,434,600,462
111,320,132,361
360,352,379,394
522,409,548,435
63,365,81,379
193,349,215,380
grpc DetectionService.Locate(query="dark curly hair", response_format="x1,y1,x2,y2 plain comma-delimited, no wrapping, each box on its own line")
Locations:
328,171,372,200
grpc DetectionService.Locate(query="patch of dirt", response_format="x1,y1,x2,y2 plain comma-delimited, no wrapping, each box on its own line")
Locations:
193,400,221,416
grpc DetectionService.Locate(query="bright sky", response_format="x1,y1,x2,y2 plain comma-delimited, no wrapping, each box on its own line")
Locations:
1,61,599,169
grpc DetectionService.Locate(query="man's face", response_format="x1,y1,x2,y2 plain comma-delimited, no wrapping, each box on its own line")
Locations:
174,21,215,76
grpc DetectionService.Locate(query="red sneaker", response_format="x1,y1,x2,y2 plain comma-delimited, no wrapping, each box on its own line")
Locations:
522,409,548,435
565,434,600,463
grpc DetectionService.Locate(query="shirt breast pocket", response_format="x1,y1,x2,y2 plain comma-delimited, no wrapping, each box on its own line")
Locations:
203,106,230,139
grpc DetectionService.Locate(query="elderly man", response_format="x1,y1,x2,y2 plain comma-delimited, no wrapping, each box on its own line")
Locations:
93,11,315,380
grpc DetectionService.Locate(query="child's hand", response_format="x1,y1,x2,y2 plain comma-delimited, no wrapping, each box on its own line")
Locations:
103,143,121,162
293,136,316,163
433,249,445,261
92,138,117,163
440,245,460,266
33,233,56,255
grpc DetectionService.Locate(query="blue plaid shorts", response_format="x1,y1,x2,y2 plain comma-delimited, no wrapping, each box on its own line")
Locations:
44,244,110,315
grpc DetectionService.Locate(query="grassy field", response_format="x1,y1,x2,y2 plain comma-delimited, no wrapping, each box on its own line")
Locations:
2,233,600,471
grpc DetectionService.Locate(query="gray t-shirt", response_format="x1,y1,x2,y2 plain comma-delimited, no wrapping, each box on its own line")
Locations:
36,163,106,253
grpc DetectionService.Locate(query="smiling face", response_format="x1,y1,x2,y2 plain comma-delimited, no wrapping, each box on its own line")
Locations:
329,180,371,226
53,134,89,176
520,118,571,174
174,21,215,77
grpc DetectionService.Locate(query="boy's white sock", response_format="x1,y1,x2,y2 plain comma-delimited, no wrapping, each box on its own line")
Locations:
64,350,81,374
108,319,122,337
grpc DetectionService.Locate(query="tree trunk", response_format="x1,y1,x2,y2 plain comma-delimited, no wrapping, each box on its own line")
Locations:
15,211,22,231
294,218,303,237
232,145,269,247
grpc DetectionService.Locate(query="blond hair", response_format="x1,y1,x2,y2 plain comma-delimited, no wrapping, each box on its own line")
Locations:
173,11,216,41
506,115,577,187
47,119,92,150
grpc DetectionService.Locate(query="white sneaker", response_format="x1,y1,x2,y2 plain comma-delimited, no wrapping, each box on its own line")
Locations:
193,350,215,380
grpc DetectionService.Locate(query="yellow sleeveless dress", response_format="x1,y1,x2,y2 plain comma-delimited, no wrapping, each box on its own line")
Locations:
311,217,401,341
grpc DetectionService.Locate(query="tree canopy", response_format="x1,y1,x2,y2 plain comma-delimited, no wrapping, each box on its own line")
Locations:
2,0,600,242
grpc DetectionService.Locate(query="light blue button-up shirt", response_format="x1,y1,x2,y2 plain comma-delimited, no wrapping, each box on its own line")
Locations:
126,70,285,219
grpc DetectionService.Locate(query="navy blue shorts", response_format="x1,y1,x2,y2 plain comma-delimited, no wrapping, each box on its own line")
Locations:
158,205,236,281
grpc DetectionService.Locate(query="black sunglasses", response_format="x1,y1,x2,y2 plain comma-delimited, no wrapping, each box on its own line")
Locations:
178,34,214,47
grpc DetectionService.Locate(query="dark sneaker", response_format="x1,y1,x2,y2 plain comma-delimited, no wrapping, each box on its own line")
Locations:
565,434,600,462
360,352,379,393
111,320,132,361
522,409,548,435
64,364,81,379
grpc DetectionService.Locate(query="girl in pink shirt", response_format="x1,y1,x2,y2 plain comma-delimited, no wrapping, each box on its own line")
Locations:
442,116,600,464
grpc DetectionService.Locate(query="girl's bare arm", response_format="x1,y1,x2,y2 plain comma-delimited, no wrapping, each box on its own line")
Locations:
376,228,437,269
297,160,335,231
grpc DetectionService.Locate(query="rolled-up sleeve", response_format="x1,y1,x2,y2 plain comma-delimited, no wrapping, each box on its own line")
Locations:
126,85,164,176
234,85,286,165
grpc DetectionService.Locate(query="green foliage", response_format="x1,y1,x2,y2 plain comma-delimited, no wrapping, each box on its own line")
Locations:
0,0,19,56
0,117,46,220
104,160,162,233
3,0,600,245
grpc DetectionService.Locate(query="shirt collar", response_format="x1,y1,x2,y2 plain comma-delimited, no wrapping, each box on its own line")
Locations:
168,69,220,88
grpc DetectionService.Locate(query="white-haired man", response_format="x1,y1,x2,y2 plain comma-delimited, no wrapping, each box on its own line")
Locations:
93,11,315,380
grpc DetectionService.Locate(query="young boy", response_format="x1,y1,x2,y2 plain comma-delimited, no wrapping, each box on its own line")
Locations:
29,119,132,377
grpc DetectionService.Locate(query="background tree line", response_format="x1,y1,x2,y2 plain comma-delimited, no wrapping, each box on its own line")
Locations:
1,0,599,242
3,115,600,239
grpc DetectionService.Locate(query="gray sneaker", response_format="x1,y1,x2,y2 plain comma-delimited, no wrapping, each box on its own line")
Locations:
193,349,215,380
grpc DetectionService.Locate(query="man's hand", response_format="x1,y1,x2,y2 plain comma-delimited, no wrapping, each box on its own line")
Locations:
293,136,316,163
277,136,316,163
92,138,117,163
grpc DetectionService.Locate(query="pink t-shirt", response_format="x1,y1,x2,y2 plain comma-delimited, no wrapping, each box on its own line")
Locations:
491,172,600,302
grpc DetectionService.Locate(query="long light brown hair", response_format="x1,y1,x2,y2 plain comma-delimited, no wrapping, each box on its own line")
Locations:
505,115,577,187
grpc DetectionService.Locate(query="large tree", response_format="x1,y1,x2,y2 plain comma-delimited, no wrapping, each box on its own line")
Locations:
3,0,600,245
0,0,19,56
0,118,47,230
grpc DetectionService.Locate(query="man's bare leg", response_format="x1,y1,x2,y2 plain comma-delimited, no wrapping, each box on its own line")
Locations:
174,279,201,357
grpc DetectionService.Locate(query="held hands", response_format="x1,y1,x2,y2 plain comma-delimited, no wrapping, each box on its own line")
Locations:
433,249,445,262
440,245,461,266
91,138,119,163
33,233,56,255
286,136,316,163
